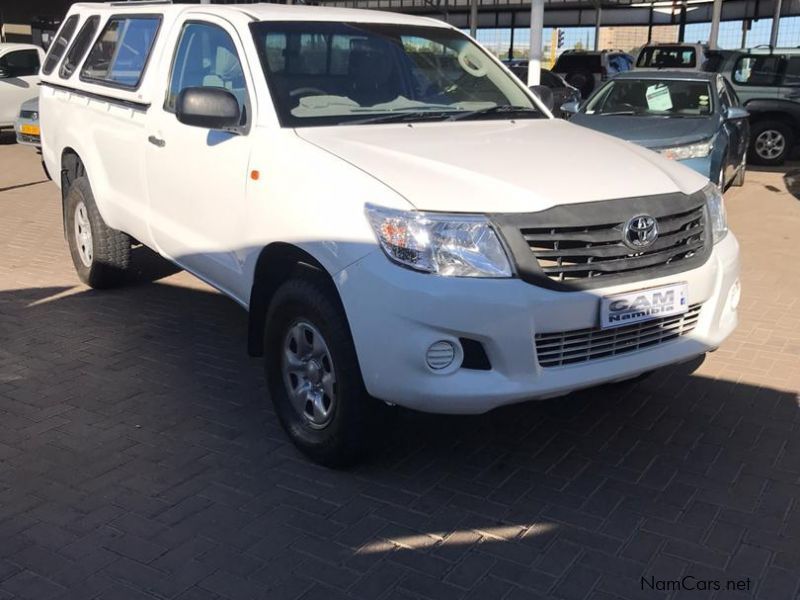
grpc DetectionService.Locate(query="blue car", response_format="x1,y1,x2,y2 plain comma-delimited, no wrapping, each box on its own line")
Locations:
565,71,749,190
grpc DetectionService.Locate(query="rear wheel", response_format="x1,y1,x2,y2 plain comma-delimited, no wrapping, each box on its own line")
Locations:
749,120,793,166
65,176,131,288
264,274,383,467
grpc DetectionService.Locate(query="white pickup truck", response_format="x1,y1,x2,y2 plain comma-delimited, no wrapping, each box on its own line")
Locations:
41,1,740,466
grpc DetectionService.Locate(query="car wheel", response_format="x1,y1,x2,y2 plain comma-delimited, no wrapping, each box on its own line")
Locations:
65,176,131,288
264,274,384,467
749,120,793,166
565,70,594,99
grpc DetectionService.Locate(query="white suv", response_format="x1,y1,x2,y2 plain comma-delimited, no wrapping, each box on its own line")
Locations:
41,2,740,466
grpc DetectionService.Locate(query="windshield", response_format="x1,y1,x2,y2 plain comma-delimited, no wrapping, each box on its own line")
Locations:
636,46,697,69
584,79,713,117
250,21,540,126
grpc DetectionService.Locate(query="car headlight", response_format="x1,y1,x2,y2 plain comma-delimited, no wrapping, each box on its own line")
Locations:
703,183,728,244
659,139,712,161
365,204,512,277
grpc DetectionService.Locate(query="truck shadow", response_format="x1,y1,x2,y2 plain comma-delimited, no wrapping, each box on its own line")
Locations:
1,282,797,598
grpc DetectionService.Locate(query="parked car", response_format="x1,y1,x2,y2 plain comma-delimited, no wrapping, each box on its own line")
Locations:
634,43,711,71
503,60,581,117
553,49,634,98
706,47,800,165
566,71,748,190
0,43,45,131
14,98,40,146
41,2,740,466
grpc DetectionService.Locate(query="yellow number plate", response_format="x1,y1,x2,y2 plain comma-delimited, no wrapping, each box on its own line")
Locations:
20,124,40,136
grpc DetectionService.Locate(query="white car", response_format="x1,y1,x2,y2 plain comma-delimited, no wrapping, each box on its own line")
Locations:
0,43,45,131
40,2,740,466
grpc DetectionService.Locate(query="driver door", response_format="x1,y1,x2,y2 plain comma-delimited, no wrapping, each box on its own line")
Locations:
145,16,255,299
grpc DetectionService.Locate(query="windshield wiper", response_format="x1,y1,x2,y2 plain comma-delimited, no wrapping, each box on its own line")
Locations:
598,110,640,116
348,110,461,125
449,105,542,121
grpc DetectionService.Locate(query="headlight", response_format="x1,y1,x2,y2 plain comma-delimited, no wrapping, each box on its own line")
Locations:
658,139,712,161
703,183,728,244
365,204,512,277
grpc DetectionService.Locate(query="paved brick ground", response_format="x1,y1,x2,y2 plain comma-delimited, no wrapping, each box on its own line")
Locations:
1,134,799,600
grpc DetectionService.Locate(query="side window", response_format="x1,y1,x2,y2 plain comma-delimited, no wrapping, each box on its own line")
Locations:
81,16,161,88
540,70,561,88
60,15,100,79
781,56,800,87
42,14,79,75
0,50,41,78
733,55,780,86
165,22,248,120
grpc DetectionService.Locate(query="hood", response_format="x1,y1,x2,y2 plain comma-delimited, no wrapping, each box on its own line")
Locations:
296,119,708,213
570,114,717,149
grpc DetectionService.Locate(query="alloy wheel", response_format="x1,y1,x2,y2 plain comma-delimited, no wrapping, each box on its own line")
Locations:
755,129,786,160
281,320,337,429
74,201,93,267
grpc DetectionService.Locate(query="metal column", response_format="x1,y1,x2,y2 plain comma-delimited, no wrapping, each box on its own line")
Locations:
709,0,722,49
527,0,544,85
771,0,783,47
594,4,602,51
469,0,478,38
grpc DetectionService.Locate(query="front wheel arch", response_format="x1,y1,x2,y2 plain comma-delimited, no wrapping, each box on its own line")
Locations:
247,243,346,357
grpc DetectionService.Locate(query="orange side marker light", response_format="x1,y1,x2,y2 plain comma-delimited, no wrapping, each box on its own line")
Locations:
250,170,260,181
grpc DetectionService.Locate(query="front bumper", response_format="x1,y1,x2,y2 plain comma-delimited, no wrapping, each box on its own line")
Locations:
337,233,740,414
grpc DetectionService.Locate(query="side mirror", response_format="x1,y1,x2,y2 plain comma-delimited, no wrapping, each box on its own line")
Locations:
529,85,554,112
176,87,241,130
725,106,749,121
560,100,580,115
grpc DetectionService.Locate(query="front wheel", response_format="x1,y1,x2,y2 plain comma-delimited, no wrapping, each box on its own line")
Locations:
264,275,383,467
749,120,793,166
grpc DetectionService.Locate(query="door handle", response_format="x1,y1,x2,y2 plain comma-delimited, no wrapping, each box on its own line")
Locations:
148,135,165,148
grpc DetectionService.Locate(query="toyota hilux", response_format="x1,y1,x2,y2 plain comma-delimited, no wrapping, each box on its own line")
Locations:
40,2,740,466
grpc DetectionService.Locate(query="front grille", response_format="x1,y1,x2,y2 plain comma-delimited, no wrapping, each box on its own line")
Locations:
490,192,711,291
535,304,702,367
522,204,705,282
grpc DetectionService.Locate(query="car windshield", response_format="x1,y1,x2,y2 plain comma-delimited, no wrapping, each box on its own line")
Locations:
584,79,713,117
636,46,696,69
250,21,541,127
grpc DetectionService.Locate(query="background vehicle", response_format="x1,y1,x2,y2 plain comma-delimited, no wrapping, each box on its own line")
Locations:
504,60,580,117
707,47,800,165
14,98,40,147
635,43,710,71
0,43,45,130
567,71,748,190
552,49,634,98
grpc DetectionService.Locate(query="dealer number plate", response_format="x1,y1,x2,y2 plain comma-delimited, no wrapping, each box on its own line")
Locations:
600,283,689,329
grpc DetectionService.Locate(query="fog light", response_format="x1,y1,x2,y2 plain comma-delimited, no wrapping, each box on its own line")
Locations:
426,341,456,370
728,279,741,311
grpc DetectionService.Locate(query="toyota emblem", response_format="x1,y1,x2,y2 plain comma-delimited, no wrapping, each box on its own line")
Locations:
622,215,658,250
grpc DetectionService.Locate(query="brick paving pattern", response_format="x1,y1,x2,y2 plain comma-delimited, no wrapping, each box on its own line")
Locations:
1,134,799,599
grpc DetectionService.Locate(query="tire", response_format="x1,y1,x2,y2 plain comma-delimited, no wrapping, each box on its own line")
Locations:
65,176,131,288
263,274,383,467
565,70,595,99
748,120,793,166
